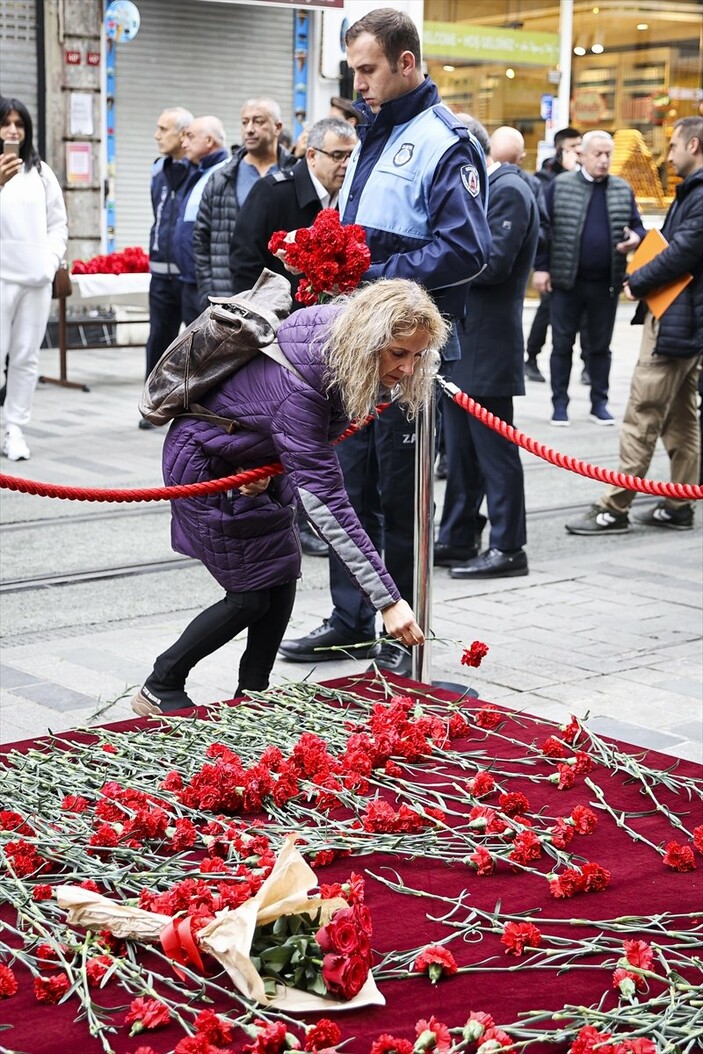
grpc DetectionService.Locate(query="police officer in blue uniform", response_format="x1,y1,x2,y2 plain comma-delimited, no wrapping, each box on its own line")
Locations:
278,7,491,675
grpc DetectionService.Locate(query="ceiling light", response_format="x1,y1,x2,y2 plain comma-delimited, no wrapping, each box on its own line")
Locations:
573,44,587,55
591,41,604,54
505,67,516,79
636,23,649,30
443,64,455,72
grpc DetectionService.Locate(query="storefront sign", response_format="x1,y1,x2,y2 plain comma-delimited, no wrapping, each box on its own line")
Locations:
65,49,82,65
87,52,101,66
424,21,559,67
571,89,607,125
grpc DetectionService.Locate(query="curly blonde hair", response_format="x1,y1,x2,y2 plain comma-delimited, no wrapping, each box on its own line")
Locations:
322,279,448,421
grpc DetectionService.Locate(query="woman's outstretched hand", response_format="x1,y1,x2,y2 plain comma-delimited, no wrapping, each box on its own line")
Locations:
381,599,425,647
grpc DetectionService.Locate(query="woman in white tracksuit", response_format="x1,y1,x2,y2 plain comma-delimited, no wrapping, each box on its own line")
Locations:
0,96,68,461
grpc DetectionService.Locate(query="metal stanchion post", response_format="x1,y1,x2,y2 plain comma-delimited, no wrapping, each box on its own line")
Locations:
412,385,435,683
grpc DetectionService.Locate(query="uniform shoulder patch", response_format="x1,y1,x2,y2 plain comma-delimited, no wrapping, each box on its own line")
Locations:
461,164,481,197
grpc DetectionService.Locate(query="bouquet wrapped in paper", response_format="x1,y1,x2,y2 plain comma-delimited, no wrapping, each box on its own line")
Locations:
57,836,384,1012
268,208,371,306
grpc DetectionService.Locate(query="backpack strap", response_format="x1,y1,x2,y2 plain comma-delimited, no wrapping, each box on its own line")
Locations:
177,340,304,433
260,339,304,382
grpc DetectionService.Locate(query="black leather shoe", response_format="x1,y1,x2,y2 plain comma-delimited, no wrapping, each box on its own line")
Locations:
299,526,329,558
524,359,546,383
138,418,156,430
278,620,379,663
367,641,412,677
434,542,479,567
449,547,528,579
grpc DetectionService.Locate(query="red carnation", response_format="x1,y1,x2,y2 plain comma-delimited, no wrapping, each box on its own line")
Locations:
499,791,530,817
662,840,696,871
0,963,18,997
413,944,459,983
541,736,567,758
175,1037,227,1054
500,921,542,956
548,868,582,899
61,794,90,812
32,884,53,901
243,1019,295,1054
370,1037,413,1054
461,641,489,668
85,954,113,987
570,804,598,834
34,973,70,1004
468,771,495,797
463,1012,495,1042
305,1020,342,1051
613,966,643,996
415,1016,452,1053
478,1028,513,1050
567,1026,613,1054
468,847,495,875
193,1009,233,1046
623,939,654,971
125,996,171,1035
475,705,502,730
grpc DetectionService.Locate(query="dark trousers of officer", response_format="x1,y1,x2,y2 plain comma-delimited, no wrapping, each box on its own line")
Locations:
181,282,203,327
328,402,415,640
438,394,525,553
526,291,591,367
550,279,619,412
145,275,183,377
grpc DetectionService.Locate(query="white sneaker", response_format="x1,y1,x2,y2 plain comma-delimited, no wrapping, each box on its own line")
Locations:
2,426,30,461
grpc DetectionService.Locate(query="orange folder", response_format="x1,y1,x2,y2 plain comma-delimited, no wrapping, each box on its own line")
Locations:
627,228,693,319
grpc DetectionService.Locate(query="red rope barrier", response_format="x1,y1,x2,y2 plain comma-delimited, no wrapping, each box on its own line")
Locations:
0,406,389,503
441,379,703,501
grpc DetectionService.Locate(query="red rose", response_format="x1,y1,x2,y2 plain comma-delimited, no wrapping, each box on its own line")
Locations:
0,963,18,997
34,973,70,1004
662,840,696,871
500,921,542,956
316,907,366,956
413,944,458,983
321,952,369,1000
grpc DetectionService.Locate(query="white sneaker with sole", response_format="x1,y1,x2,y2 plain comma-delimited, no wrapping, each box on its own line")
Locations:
2,425,30,461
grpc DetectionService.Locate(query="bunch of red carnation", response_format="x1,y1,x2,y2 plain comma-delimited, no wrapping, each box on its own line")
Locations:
249,883,373,1002
72,246,149,275
268,208,370,306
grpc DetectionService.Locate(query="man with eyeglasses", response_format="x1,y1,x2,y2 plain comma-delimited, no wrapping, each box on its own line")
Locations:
229,117,356,297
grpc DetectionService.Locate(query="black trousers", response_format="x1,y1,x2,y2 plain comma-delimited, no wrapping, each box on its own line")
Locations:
526,291,591,366
438,394,525,552
328,402,414,639
150,581,297,696
145,275,183,377
550,280,618,412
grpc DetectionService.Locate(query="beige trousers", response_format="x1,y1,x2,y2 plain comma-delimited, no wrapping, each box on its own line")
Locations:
600,311,701,513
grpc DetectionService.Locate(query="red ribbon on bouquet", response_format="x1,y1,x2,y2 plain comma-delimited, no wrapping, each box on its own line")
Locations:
159,916,207,980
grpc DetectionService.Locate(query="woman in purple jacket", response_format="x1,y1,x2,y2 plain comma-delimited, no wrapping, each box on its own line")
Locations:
132,278,447,715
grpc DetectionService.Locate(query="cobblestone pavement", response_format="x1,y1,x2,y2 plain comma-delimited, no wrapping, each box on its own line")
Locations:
1,303,701,762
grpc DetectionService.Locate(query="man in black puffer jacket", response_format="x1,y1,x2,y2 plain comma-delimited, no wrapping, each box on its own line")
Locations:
192,97,293,306
566,116,702,536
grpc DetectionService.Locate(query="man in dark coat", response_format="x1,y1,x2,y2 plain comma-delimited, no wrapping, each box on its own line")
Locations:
437,125,540,579
229,116,357,558
566,116,703,536
229,117,357,296
193,97,292,305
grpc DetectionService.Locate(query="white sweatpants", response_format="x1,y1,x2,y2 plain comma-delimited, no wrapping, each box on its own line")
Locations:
0,278,52,428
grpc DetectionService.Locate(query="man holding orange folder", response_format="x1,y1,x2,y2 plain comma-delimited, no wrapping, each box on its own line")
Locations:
566,117,702,536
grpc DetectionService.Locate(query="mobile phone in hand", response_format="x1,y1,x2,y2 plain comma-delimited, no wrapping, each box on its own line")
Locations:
2,141,21,157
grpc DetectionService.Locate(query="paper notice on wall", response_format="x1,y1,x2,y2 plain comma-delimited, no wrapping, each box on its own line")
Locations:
66,142,93,184
70,93,94,136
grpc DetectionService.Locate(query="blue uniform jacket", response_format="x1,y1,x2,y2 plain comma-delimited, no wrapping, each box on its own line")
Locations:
173,149,229,286
339,78,491,321
148,156,194,278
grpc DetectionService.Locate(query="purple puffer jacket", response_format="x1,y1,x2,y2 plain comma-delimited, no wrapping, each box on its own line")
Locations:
162,303,400,610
